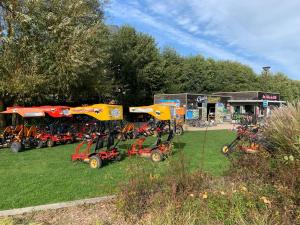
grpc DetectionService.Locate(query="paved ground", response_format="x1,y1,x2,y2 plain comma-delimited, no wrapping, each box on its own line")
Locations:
183,122,236,131
0,196,115,217
0,198,127,225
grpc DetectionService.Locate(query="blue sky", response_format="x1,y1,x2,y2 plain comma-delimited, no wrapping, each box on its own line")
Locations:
105,0,300,80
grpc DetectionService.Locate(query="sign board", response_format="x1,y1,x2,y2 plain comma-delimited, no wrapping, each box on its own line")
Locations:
196,96,207,103
158,99,180,107
258,92,279,101
215,103,225,123
263,100,268,108
207,96,221,103
185,109,199,120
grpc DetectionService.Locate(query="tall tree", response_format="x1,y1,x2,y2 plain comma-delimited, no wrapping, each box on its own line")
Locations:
108,26,162,106
0,0,110,105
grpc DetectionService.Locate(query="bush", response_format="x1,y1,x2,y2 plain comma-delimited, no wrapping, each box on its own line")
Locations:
117,150,300,224
263,102,300,159
117,103,300,224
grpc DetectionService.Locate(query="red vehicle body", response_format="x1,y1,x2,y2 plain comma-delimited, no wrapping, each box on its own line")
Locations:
69,104,124,169
127,130,174,162
36,132,74,148
71,134,120,166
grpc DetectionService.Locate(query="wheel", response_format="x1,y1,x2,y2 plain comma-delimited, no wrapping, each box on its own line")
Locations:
150,150,163,162
221,145,231,155
66,136,75,144
174,125,184,135
89,155,102,169
36,140,44,149
11,142,23,153
114,153,122,161
47,139,55,147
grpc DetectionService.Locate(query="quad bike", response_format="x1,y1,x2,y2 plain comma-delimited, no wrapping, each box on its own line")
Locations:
10,125,38,153
69,104,123,169
72,131,121,168
127,104,175,162
127,129,174,162
154,120,184,136
0,106,70,152
0,125,23,148
221,125,261,156
71,118,100,141
35,122,75,148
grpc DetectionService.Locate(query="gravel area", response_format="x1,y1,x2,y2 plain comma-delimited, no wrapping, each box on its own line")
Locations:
0,200,127,225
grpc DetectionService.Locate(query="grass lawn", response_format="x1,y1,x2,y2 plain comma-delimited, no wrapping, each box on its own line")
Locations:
0,130,235,210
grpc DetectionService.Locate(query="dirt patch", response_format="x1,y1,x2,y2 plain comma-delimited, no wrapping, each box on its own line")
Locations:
1,200,127,225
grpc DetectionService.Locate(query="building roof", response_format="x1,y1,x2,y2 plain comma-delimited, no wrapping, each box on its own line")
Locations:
213,91,280,95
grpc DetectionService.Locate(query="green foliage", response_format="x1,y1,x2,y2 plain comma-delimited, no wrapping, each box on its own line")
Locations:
0,2,299,107
108,26,162,106
263,102,300,159
118,150,299,225
0,0,110,104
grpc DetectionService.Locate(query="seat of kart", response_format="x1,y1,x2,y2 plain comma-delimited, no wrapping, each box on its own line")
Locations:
150,130,174,149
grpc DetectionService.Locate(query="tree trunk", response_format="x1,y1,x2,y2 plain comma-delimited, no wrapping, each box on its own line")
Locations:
0,99,5,128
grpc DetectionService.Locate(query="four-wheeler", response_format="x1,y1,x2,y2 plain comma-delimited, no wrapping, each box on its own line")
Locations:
0,125,23,148
0,103,181,167
69,104,123,169
34,106,74,148
0,106,71,152
36,121,75,148
221,125,261,155
127,104,174,162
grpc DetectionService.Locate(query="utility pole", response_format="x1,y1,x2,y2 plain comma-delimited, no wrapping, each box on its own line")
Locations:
262,66,271,91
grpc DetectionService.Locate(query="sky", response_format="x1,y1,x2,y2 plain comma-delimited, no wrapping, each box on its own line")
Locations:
105,0,300,80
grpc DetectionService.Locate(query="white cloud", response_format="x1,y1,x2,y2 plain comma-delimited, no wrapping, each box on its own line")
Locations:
107,0,300,79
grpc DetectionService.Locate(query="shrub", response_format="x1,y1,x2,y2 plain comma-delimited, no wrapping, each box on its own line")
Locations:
263,102,300,160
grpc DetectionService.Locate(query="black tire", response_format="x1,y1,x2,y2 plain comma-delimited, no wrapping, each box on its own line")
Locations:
36,140,44,149
11,142,23,153
89,155,102,169
114,153,122,161
66,138,73,144
175,125,184,135
150,150,163,162
47,139,55,148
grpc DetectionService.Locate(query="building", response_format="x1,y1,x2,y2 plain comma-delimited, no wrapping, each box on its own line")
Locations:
213,91,285,118
154,93,229,123
154,91,285,123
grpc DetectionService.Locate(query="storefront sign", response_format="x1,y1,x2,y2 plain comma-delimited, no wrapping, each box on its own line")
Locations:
158,99,180,107
263,100,268,108
196,96,207,103
185,109,199,120
258,93,279,101
207,96,220,103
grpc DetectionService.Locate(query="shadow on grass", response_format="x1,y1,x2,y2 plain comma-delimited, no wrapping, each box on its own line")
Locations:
173,142,186,150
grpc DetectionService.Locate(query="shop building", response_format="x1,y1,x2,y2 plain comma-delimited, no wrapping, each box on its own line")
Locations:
154,93,229,123
213,91,285,118
154,91,285,124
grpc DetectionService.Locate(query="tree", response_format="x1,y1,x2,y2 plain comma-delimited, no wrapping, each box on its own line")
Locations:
259,72,300,101
159,47,183,93
0,0,110,105
108,25,162,106
212,60,259,92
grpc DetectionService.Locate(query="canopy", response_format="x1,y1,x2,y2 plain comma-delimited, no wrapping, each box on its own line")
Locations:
68,104,123,121
129,104,171,120
1,106,71,118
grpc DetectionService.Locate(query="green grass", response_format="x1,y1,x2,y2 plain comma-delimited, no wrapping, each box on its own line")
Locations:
0,130,235,210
